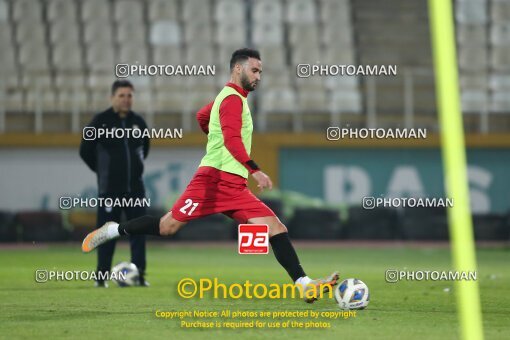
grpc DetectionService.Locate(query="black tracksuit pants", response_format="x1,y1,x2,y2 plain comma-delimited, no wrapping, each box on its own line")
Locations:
95,193,146,280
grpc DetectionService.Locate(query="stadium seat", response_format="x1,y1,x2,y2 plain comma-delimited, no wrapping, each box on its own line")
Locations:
490,91,510,112
322,23,354,46
491,23,510,46
252,22,284,46
185,44,216,65
81,0,111,21
125,74,151,90
21,71,52,88
185,75,217,92
460,72,488,90
183,22,214,44
215,0,245,23
457,23,487,44
323,74,359,90
87,74,117,92
2,88,24,112
214,69,231,88
491,46,510,71
400,207,448,240
114,0,144,22
291,45,322,65
16,21,46,45
131,87,153,114
286,0,317,24
54,73,86,90
472,214,508,240
15,211,69,242
296,88,329,112
252,0,283,24
12,0,43,22
182,0,212,22
150,21,181,46
319,0,351,24
25,88,58,112
117,21,146,44
294,71,322,89
0,43,17,73
152,46,183,65
329,90,363,114
19,43,50,72
491,0,510,23
259,70,292,88
0,0,7,22
216,22,246,46
0,22,12,44
259,88,297,113
342,207,400,239
182,89,217,113
85,43,116,72
153,74,183,92
288,24,320,47
83,21,114,45
49,21,80,45
153,90,185,113
489,73,510,90
53,43,83,72
458,45,488,71
288,208,341,239
461,89,488,113
148,0,179,21
89,89,111,111
56,87,89,113
47,0,78,22
0,72,19,90
118,44,149,64
455,0,487,24
257,46,286,70
217,46,237,69
324,45,356,64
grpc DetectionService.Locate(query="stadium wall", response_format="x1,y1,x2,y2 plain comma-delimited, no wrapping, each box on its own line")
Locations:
0,133,509,212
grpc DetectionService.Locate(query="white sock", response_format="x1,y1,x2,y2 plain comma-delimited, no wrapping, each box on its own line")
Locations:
295,276,312,289
107,222,120,238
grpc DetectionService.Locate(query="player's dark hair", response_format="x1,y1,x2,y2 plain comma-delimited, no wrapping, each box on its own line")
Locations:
229,48,261,71
111,80,134,95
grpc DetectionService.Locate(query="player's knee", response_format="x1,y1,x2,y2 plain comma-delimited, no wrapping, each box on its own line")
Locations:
159,218,182,236
159,222,177,236
271,221,287,235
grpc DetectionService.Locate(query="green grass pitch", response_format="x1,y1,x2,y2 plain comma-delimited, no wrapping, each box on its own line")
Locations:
1,243,508,339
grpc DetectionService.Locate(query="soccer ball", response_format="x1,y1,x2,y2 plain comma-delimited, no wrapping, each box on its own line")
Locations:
334,278,370,310
111,262,140,287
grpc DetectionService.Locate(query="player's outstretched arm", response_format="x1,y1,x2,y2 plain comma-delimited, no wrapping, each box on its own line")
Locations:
196,101,213,134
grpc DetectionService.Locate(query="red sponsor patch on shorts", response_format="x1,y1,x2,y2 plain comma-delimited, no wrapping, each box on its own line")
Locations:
238,224,269,254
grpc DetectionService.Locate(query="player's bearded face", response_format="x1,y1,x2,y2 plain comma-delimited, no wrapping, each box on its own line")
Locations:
240,71,256,92
239,58,261,92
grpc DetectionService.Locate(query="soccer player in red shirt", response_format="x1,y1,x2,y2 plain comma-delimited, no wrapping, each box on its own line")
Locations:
82,48,338,302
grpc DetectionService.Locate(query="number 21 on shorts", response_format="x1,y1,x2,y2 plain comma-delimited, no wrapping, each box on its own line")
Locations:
179,199,199,216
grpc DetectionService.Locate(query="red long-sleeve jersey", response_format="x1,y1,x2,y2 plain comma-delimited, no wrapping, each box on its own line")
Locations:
196,82,257,184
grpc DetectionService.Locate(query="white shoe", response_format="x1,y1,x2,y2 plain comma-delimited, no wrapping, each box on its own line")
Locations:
82,221,118,253
302,271,340,303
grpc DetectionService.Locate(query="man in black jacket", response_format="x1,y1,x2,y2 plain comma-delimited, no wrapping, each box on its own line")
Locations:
80,80,150,287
